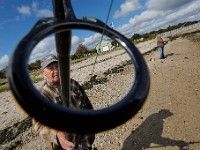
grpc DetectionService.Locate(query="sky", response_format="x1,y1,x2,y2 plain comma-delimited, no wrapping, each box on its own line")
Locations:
0,0,200,69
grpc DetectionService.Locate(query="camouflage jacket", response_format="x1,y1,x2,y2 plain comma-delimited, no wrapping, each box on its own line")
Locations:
32,79,95,150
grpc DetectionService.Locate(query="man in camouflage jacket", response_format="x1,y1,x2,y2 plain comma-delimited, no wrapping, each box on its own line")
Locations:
32,54,95,150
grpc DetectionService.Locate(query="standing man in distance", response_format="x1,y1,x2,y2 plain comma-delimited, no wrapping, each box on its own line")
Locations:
156,35,167,59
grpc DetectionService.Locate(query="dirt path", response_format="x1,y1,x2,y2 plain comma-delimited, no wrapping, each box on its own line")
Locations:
0,34,200,150
125,37,200,150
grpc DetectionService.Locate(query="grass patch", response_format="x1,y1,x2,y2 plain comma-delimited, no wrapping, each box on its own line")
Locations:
0,84,9,92
29,69,43,83
0,78,9,92
0,78,7,85
0,70,43,93
30,75,43,83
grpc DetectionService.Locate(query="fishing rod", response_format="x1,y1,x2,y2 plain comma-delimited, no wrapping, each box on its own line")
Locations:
7,0,150,134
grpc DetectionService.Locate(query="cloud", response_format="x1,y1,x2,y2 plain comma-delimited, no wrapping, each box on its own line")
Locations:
154,0,200,27
17,5,31,16
0,54,9,65
72,36,80,45
129,10,164,26
17,2,53,18
36,9,53,17
32,2,53,17
116,0,200,37
30,36,55,62
114,0,141,19
146,0,192,11
83,33,101,48
70,36,80,54
32,1,37,10
30,35,82,61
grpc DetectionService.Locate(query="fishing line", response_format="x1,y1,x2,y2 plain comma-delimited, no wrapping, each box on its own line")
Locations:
90,0,114,75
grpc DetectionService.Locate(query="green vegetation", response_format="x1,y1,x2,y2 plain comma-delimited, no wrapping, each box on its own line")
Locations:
0,78,7,85
0,69,44,93
0,77,9,92
0,67,6,78
0,84,9,92
30,75,43,83
0,78,9,92
28,60,41,71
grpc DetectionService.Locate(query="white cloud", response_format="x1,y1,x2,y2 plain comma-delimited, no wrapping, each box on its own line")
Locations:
70,36,80,54
30,35,82,60
3,0,200,64
30,36,55,62
114,0,141,19
32,1,37,10
83,33,101,47
70,33,103,54
72,36,80,45
36,9,53,17
17,5,31,16
17,2,53,18
146,0,192,11
115,0,200,37
32,1,53,17
156,0,200,27
0,54,9,65
129,10,164,26
116,9,165,37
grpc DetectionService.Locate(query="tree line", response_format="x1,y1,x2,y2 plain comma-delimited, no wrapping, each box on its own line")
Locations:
0,44,94,79
130,20,199,41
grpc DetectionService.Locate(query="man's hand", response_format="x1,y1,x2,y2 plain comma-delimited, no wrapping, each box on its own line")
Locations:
57,131,75,150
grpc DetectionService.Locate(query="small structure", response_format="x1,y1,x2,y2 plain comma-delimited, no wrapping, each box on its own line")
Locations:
95,39,116,53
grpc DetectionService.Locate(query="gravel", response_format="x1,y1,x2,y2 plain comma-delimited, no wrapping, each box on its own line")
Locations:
1,36,200,150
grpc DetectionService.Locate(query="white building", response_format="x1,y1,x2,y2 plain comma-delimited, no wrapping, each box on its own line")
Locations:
95,39,116,53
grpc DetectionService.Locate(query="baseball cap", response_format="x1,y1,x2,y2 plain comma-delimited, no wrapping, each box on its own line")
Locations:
41,54,58,68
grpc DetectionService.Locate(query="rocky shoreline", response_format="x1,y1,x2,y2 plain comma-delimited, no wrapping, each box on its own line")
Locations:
1,36,200,150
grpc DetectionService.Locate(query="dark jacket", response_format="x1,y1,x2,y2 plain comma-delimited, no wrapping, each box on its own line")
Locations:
157,36,165,48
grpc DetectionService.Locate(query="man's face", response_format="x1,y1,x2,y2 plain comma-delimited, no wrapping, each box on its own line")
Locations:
42,62,60,85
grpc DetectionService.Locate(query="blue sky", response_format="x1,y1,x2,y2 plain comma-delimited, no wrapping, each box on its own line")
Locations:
0,0,200,69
